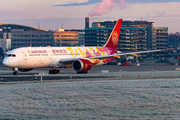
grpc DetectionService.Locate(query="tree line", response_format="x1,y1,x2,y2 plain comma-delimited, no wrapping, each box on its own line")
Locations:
168,32,180,48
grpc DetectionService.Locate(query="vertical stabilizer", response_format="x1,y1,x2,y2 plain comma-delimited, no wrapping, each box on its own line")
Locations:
103,19,122,51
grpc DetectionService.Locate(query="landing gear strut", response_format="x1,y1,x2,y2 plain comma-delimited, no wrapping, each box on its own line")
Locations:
12,68,18,75
49,69,60,74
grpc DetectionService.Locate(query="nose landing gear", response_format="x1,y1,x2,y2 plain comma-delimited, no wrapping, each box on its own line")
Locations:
12,68,18,75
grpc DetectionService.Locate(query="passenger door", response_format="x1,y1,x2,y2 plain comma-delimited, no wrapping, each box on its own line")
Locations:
21,51,27,60
48,51,52,60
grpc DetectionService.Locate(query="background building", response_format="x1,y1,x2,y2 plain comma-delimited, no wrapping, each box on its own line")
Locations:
54,30,78,47
153,27,168,57
0,23,47,53
78,31,85,46
85,19,169,58
11,30,55,49
0,23,80,55
0,27,11,54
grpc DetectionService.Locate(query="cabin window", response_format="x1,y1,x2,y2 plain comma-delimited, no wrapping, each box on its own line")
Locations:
29,54,41,56
42,54,48,56
6,54,16,57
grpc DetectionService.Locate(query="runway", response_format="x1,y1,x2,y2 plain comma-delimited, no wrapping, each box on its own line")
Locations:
0,64,179,74
0,64,180,83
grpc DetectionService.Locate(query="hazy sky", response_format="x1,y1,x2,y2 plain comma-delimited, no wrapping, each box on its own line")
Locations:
0,0,179,33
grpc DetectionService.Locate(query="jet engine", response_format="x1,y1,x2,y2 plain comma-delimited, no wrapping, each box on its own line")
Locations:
72,59,92,73
18,68,34,72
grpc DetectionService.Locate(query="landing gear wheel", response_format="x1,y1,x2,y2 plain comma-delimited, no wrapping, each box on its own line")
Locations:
13,71,18,75
49,70,52,74
77,71,88,74
49,69,60,74
56,70,60,74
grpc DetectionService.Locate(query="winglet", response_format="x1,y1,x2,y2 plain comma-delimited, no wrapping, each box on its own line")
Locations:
103,19,122,51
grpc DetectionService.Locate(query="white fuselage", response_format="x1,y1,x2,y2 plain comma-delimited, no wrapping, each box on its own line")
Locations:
3,46,113,69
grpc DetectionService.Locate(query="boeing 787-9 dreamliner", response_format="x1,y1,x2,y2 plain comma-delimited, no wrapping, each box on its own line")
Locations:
3,19,172,75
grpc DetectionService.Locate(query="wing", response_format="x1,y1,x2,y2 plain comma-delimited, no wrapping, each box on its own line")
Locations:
88,48,174,59
58,48,174,63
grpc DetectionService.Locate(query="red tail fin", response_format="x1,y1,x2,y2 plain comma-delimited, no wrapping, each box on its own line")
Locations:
103,19,122,51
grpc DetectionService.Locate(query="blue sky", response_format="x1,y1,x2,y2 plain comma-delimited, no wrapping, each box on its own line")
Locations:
0,0,179,33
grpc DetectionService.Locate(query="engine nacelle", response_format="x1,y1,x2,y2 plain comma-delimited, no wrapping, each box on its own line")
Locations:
72,59,92,73
18,68,34,72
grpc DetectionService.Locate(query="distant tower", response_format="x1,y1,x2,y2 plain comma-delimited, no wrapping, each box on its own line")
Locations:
85,17,89,28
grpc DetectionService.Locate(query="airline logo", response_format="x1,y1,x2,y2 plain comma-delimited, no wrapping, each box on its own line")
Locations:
27,50,47,54
112,31,119,45
52,49,67,54
27,49,68,54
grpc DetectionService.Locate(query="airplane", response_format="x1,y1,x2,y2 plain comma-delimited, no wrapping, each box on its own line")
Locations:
3,19,173,75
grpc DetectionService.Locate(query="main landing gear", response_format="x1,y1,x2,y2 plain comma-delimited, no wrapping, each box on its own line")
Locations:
49,68,60,74
77,71,88,74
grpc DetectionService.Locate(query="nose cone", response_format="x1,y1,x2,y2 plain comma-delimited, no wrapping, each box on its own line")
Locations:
3,58,10,67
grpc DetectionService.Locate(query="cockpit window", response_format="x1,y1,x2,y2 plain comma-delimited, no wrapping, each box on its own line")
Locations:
6,54,16,57
7,54,11,57
12,54,16,57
